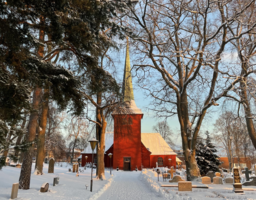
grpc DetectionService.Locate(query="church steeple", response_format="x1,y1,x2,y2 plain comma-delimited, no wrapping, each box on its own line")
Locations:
122,38,134,102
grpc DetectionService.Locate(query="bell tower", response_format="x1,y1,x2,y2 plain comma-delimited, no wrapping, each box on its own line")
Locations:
112,38,143,170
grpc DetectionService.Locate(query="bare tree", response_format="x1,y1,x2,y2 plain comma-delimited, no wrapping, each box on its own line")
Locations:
153,121,174,146
67,117,89,164
124,0,256,180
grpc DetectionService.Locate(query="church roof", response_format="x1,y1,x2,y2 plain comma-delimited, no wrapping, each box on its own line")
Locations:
141,133,177,155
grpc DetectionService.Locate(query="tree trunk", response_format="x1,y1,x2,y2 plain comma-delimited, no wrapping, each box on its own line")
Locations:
15,115,27,159
71,138,77,164
35,88,49,175
97,112,106,180
240,74,256,150
96,92,102,176
19,87,42,189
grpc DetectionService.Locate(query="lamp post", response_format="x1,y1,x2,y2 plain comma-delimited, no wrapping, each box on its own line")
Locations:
89,138,98,192
108,153,112,175
229,136,233,172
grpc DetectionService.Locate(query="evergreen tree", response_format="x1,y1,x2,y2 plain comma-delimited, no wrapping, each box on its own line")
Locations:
196,132,221,176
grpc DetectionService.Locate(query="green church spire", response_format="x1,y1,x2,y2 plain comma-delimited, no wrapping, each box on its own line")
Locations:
122,37,134,102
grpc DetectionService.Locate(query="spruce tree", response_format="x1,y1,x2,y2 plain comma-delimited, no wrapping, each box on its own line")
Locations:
196,132,221,176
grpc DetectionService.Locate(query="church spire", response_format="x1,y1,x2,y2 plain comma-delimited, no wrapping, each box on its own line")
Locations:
122,37,134,102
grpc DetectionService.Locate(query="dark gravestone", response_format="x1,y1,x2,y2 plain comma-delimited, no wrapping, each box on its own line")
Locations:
53,177,59,186
206,171,215,182
243,177,256,186
242,167,252,182
40,182,49,192
48,159,54,173
233,167,243,193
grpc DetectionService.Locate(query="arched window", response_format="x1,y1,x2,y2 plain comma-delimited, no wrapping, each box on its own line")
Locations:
158,157,163,166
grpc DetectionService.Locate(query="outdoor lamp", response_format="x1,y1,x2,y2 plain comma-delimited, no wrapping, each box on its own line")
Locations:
108,153,113,175
89,138,98,151
89,138,98,192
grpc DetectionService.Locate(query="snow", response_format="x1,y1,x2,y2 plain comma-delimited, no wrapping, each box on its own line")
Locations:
141,133,176,155
1,164,256,200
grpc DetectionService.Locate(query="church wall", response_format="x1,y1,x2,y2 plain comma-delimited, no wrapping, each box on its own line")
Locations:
150,155,176,168
113,114,143,170
104,145,114,168
141,142,151,168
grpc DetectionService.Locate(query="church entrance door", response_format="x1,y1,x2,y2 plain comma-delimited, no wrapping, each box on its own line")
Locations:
123,157,131,171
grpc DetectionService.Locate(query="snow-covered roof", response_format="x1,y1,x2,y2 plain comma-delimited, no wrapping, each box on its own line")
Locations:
141,133,177,155
81,133,114,154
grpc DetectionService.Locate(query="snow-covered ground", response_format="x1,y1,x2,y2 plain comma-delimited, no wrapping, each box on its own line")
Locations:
0,163,112,200
1,164,256,200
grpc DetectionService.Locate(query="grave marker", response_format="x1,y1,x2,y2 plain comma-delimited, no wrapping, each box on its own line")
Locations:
53,177,59,186
225,177,233,184
48,159,54,173
169,175,185,183
242,167,252,182
233,167,243,193
242,176,256,186
206,171,215,182
168,167,176,179
201,176,211,184
213,177,223,184
11,183,19,199
178,181,192,191
215,172,221,177
40,183,49,193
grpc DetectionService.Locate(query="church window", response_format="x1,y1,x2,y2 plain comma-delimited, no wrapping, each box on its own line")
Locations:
158,157,163,166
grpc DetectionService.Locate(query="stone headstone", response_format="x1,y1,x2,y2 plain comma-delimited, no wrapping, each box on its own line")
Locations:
243,176,256,186
213,177,223,184
169,175,185,183
11,183,19,199
48,159,54,173
168,167,176,179
178,181,192,191
53,177,59,186
156,162,158,168
233,167,243,193
242,167,252,182
73,164,78,173
225,177,233,184
68,168,71,172
215,172,221,177
206,171,215,182
40,182,49,193
201,176,211,184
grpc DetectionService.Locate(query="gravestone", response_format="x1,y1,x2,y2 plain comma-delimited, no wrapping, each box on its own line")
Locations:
233,167,243,193
225,177,233,184
206,171,215,182
68,168,71,172
213,177,223,184
242,167,252,182
156,162,158,168
169,175,185,183
215,172,221,177
11,183,19,199
53,177,59,186
48,159,54,173
40,183,49,193
178,181,192,191
201,176,211,184
168,167,176,179
243,176,256,186
73,164,78,173
16,163,21,168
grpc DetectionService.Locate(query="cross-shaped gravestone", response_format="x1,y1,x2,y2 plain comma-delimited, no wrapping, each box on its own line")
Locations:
168,167,176,179
242,167,252,182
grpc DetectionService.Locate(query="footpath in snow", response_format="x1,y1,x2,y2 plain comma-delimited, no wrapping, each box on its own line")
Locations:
97,171,163,200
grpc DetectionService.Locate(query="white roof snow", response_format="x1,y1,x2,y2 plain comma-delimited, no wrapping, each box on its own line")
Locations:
81,133,114,154
141,133,176,155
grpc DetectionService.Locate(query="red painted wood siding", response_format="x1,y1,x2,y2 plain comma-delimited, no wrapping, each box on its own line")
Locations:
112,114,143,170
141,142,151,168
150,155,176,168
104,145,114,168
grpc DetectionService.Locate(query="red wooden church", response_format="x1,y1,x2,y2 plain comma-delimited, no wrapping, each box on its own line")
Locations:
81,42,177,170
